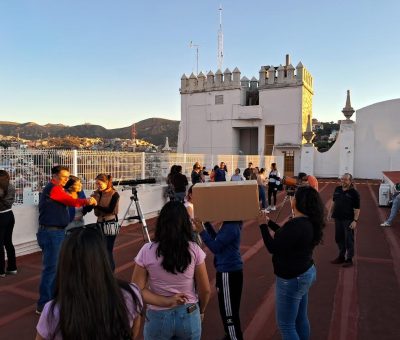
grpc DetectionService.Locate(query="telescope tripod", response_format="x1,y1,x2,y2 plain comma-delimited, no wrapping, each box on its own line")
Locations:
274,193,295,221
120,186,151,243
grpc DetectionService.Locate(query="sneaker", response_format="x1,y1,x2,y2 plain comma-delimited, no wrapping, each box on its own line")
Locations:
330,256,345,264
266,206,272,211
35,306,44,315
0,273,5,278
6,270,17,275
271,206,276,211
260,208,270,214
342,259,353,268
380,221,391,227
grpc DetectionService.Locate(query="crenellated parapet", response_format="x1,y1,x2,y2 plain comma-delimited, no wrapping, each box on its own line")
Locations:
257,62,313,92
180,67,243,94
180,55,313,94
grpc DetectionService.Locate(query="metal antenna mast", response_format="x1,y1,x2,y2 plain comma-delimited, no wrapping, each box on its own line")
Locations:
189,41,199,74
217,5,224,70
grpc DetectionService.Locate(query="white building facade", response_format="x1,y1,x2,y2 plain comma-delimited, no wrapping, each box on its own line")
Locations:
178,55,314,177
179,55,399,181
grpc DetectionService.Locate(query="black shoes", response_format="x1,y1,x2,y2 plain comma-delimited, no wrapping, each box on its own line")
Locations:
330,256,345,264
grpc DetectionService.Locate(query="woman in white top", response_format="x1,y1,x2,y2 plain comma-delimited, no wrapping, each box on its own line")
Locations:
267,163,281,211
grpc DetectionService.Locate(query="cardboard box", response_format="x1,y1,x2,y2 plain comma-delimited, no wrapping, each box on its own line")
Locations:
192,180,259,221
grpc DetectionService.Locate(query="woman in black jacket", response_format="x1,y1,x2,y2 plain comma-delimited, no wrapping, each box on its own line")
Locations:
258,186,325,340
0,170,17,277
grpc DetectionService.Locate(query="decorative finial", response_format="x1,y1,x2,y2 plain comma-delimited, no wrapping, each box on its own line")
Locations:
342,90,355,120
303,114,314,144
162,137,172,152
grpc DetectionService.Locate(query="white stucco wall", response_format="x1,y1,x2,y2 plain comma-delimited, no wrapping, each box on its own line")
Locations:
179,89,242,154
354,99,400,179
178,83,304,157
314,135,341,178
259,87,303,147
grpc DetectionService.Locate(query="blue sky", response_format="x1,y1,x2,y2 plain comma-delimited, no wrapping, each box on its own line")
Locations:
0,0,399,128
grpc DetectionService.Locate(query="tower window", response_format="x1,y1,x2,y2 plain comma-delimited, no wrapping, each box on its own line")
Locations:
215,95,224,105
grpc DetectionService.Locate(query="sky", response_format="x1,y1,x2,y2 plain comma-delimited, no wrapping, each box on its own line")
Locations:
0,0,399,128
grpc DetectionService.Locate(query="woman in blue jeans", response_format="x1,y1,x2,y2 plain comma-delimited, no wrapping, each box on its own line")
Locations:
258,186,325,340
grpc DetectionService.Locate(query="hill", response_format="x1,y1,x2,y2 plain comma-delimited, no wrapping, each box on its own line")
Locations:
0,118,180,146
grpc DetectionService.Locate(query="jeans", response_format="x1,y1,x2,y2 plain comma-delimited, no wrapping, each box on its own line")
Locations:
258,185,266,209
144,304,201,340
0,210,16,274
387,194,400,224
36,228,65,308
334,219,354,259
275,265,317,340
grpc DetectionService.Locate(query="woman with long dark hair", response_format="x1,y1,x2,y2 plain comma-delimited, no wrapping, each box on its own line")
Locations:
258,186,325,340
35,227,143,340
0,170,17,277
92,173,120,271
132,201,210,340
64,176,93,234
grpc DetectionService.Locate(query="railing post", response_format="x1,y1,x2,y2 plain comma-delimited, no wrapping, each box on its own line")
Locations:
72,150,78,176
141,152,146,179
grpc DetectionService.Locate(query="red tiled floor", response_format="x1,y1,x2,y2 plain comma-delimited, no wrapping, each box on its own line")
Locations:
1,180,400,339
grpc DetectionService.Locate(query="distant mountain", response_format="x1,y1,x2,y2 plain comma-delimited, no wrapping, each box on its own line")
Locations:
0,118,180,146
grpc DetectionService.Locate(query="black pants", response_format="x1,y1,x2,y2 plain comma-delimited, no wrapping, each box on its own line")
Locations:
334,219,354,260
268,187,277,206
0,211,17,274
105,235,117,272
216,270,243,340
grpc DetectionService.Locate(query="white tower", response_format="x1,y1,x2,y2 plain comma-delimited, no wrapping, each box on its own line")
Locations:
217,5,224,70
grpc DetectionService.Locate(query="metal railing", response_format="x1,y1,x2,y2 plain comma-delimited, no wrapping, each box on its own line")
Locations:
0,149,284,204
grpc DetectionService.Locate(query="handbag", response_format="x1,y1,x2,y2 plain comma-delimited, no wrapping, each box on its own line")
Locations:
97,217,120,236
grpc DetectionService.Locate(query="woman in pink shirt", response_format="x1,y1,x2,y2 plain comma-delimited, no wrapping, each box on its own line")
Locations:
132,201,211,340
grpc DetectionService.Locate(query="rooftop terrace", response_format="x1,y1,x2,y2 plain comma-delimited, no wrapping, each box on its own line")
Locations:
1,179,400,340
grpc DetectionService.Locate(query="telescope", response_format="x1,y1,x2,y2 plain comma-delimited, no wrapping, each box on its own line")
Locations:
112,178,156,187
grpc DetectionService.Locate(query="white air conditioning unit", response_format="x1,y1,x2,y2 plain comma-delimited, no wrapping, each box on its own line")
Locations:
378,184,391,207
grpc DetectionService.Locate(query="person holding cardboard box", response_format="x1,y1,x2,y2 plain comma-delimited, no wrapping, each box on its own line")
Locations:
193,219,244,340
258,186,325,340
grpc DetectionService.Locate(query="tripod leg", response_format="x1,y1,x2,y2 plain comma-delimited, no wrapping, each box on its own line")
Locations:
289,196,295,218
120,199,135,228
275,195,289,222
134,199,151,243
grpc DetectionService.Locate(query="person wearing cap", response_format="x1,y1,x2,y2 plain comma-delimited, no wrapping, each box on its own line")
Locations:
298,172,319,191
380,183,400,227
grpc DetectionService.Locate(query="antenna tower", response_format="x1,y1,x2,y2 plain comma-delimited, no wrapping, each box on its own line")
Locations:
189,41,200,74
131,124,137,143
217,5,224,70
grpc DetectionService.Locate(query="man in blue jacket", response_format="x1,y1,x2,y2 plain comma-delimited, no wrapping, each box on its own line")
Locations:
36,166,96,315
194,220,243,340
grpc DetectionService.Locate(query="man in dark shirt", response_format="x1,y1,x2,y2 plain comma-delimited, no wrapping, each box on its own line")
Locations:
243,162,254,180
329,173,360,268
36,166,96,314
